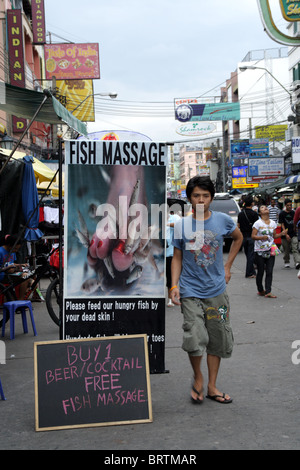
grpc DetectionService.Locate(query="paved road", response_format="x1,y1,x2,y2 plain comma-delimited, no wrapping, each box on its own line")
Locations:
0,250,299,450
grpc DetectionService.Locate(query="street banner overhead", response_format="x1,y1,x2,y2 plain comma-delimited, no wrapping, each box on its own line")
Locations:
45,43,100,80
174,98,240,122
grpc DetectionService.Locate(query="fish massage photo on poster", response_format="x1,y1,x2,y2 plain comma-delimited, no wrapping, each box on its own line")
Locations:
63,141,168,373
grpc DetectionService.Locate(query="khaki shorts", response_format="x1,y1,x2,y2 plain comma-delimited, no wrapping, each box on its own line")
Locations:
180,291,234,358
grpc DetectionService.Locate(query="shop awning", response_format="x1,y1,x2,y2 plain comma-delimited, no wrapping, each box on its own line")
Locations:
284,175,300,185
0,82,87,136
0,148,56,183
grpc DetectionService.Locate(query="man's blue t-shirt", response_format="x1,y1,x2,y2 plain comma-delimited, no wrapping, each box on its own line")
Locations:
0,246,16,281
172,212,236,299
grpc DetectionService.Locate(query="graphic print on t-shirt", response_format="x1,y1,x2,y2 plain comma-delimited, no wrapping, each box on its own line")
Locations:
188,230,220,269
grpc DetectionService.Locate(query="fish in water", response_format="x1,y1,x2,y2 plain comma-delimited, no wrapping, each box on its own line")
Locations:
81,278,102,294
126,265,143,285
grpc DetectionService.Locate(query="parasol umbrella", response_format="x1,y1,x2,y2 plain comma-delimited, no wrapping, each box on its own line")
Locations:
21,155,43,241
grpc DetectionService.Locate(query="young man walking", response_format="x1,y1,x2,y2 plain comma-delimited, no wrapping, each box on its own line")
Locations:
170,176,243,404
279,199,300,269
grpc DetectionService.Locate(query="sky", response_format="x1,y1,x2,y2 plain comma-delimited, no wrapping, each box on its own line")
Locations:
44,0,289,143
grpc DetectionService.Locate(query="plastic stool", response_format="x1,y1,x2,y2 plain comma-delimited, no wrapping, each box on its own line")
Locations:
1,300,37,340
0,378,6,400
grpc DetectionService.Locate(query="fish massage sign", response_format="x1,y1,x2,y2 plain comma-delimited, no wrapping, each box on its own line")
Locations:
63,141,168,374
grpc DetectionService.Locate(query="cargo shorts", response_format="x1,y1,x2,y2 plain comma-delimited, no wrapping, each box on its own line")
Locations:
180,291,234,358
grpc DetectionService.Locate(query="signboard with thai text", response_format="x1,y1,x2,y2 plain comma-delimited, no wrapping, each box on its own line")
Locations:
45,43,100,81
255,125,288,142
248,157,285,178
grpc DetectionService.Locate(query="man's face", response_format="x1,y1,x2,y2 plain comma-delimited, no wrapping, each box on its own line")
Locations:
189,186,212,215
286,202,292,212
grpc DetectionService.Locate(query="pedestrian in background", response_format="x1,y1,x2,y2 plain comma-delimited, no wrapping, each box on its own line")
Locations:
268,198,280,223
252,205,287,298
237,195,258,278
279,199,300,269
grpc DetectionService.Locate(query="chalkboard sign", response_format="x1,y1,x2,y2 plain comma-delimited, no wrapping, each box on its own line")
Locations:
34,335,152,432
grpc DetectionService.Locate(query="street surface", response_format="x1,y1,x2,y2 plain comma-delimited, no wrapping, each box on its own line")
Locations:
0,250,299,450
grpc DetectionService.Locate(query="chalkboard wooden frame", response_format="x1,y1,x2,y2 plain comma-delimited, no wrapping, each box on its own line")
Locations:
34,334,152,432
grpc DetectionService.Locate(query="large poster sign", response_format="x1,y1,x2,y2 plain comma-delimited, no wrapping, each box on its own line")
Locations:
64,141,167,373
175,98,240,122
45,43,100,80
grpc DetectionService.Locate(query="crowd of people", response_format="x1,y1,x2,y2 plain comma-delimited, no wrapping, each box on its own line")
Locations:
165,176,300,406
237,195,300,297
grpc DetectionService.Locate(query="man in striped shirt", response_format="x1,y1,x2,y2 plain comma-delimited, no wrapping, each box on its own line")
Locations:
268,198,280,223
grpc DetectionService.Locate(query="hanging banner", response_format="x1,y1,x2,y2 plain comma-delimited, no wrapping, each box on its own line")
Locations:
230,139,249,166
45,43,100,81
174,98,240,122
64,141,167,374
249,138,269,158
56,80,95,122
7,9,27,132
255,125,288,142
31,0,46,44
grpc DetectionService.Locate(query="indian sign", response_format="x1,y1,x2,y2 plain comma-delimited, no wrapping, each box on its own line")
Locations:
45,43,100,81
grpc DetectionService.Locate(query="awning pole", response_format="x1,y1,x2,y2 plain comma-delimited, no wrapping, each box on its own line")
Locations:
0,90,51,175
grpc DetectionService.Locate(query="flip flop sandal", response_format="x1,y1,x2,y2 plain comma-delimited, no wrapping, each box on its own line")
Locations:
265,293,277,298
257,291,266,296
206,393,232,404
191,386,204,405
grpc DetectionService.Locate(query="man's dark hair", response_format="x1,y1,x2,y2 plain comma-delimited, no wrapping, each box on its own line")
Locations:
244,195,253,207
186,176,215,200
285,198,292,205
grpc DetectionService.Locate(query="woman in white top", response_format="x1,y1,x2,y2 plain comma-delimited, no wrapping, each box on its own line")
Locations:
252,205,287,298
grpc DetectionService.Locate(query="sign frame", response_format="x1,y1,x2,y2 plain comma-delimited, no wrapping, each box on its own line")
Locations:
34,335,153,432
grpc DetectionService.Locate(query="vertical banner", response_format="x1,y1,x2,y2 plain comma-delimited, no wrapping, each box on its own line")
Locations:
64,141,167,373
31,0,46,44
7,9,27,130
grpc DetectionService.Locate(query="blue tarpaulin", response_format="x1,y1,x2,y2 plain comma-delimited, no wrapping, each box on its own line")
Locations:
21,155,43,241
